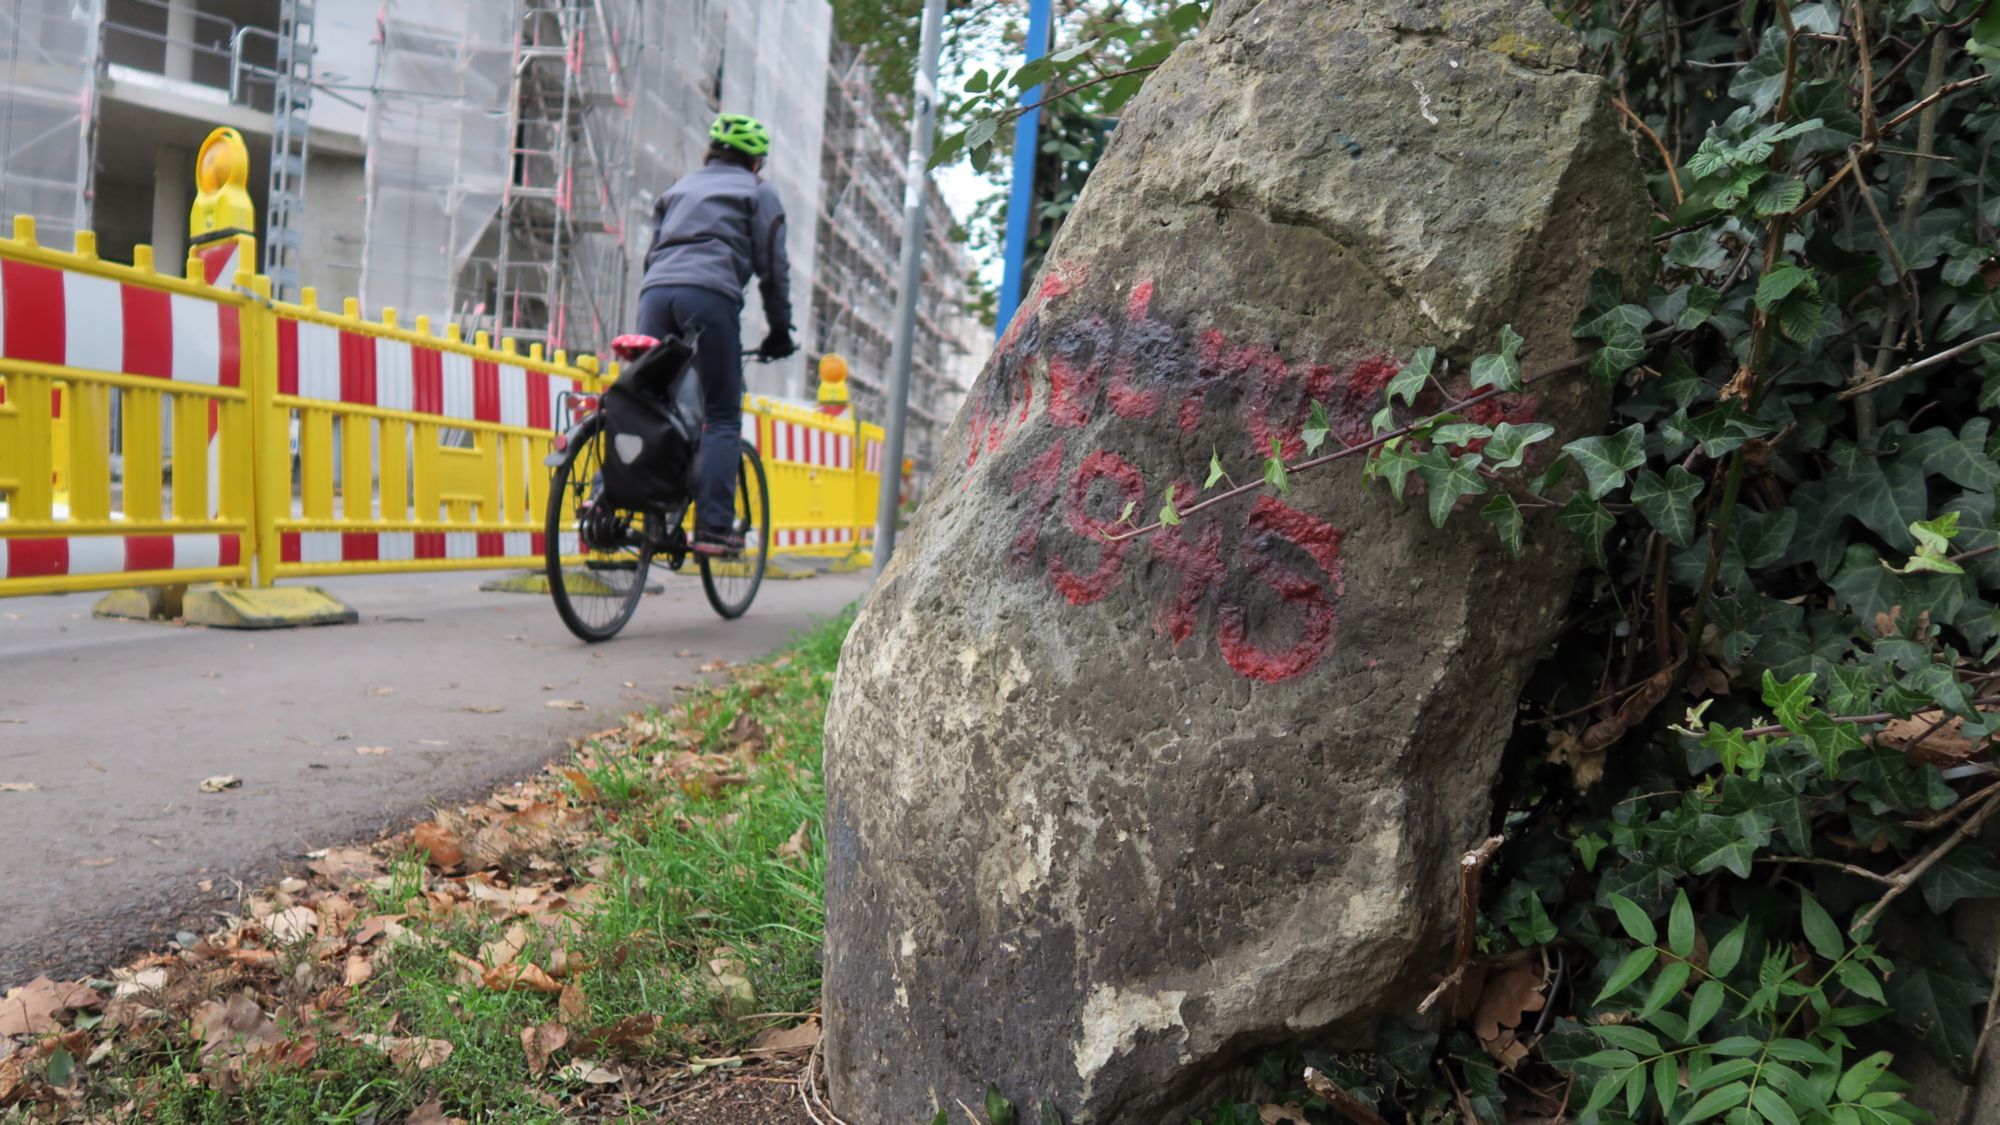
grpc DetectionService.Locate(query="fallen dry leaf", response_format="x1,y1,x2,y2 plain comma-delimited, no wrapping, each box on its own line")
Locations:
559,982,589,1024
464,706,505,714
79,856,117,868
366,686,395,697
0,1056,24,1109
1260,1105,1311,1125
519,1022,569,1077
1473,966,1547,1071
342,954,374,988
748,1016,820,1055
354,745,392,756
699,659,729,672
482,961,562,994
545,699,588,712
405,1097,466,1125
110,967,168,1000
198,775,242,793
257,905,320,945
0,977,98,1037
307,847,383,886
0,783,37,793
479,924,532,969
776,820,812,861
1876,714,1983,764
582,1013,659,1056
412,821,466,868
352,1034,453,1071
559,1060,621,1085
561,767,602,804
703,957,756,1020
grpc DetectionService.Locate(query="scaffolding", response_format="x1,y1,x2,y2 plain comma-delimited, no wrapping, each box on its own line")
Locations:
811,40,975,472
0,0,101,244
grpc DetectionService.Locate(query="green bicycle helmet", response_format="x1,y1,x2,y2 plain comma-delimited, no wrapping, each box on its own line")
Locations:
709,113,771,157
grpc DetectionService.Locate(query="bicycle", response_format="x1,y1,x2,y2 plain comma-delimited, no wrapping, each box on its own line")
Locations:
542,332,771,642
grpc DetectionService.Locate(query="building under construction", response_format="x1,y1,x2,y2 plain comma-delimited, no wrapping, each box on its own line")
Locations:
0,0,981,467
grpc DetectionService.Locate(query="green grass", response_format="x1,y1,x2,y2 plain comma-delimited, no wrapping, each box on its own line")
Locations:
95,605,856,1125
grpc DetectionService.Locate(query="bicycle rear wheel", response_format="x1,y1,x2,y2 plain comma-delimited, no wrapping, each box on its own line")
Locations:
699,445,770,619
546,416,655,642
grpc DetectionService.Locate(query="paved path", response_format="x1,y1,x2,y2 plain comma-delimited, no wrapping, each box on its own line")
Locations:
0,568,866,986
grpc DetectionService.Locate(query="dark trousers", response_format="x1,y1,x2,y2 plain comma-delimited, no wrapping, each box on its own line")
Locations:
637,285,742,534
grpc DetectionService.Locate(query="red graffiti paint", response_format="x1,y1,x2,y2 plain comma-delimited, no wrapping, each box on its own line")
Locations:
1107,281,1169,420
1149,496,1226,644
1010,439,1067,567
1217,496,1346,683
1048,449,1144,606
1047,315,1110,429
1240,346,1338,460
1331,354,1401,446
1181,328,1228,433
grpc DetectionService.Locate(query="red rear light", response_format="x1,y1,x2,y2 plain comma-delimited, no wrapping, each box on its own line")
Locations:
578,395,599,415
553,433,568,452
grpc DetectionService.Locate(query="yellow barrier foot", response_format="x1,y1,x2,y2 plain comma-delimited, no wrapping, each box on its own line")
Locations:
480,572,553,595
698,556,817,581
182,585,358,629
825,551,874,575
93,585,189,622
484,570,665,595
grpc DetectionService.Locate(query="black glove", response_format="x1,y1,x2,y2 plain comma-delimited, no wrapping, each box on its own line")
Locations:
758,327,797,361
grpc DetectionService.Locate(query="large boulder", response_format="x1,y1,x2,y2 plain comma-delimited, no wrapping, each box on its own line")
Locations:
823,0,1650,1120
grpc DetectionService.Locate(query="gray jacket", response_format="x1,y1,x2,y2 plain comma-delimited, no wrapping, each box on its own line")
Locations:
640,162,792,332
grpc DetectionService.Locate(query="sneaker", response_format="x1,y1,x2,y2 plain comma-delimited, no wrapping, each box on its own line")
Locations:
691,528,745,557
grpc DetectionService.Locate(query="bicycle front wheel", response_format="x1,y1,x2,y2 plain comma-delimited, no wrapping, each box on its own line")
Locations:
546,416,655,642
699,445,770,619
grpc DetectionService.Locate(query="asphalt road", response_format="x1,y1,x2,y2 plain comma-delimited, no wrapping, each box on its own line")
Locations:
0,566,867,987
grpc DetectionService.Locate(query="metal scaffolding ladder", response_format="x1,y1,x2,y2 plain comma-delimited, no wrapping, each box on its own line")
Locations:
263,0,315,299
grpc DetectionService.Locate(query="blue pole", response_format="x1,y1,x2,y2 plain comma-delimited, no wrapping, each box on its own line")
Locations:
995,0,1053,338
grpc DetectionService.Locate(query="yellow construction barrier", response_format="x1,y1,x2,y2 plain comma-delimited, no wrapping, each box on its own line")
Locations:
264,293,598,580
0,216,256,597
0,129,887,608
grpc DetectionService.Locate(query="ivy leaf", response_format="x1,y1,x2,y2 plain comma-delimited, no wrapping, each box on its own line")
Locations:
1559,493,1617,567
1887,939,1986,1073
1117,499,1137,525
1576,834,1607,871
1576,305,1652,383
1918,846,2000,913
1668,228,1730,270
1369,439,1423,505
1469,324,1524,392
1416,449,1488,528
1483,422,1555,471
1675,285,1721,330
1482,494,1525,557
1761,670,1816,730
1431,423,1493,448
1388,347,1435,407
1263,438,1289,496
1826,443,1922,551
1905,420,2000,493
1302,401,1332,455
1631,466,1704,547
1564,424,1648,500
1730,28,1795,117
1158,484,1180,527
1685,814,1762,877
1204,450,1225,490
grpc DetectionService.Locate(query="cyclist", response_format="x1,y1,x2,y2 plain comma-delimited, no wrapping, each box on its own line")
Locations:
638,112,797,556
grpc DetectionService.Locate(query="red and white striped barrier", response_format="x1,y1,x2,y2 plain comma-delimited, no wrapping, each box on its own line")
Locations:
277,530,576,566
767,416,855,468
0,259,243,386
0,533,240,581
772,527,862,549
275,318,581,425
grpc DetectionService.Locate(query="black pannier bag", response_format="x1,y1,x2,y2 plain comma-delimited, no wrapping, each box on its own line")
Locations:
597,335,701,511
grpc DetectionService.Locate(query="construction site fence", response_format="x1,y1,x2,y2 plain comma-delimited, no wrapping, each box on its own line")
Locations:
0,218,885,600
